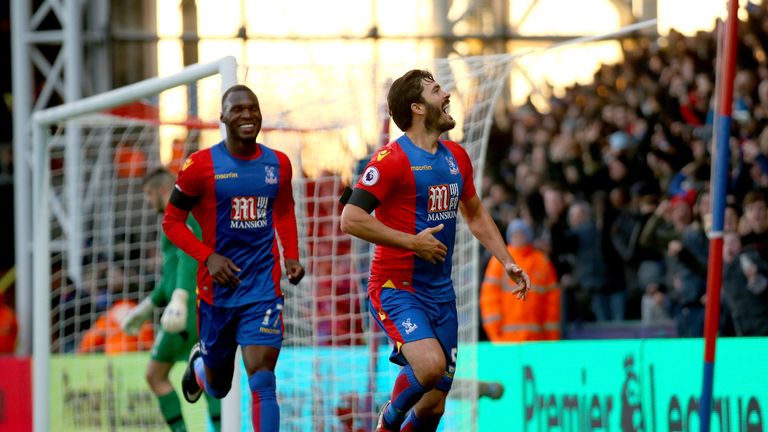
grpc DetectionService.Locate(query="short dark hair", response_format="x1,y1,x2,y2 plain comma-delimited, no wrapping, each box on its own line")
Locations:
142,167,174,190
743,190,767,207
221,84,256,107
387,69,434,131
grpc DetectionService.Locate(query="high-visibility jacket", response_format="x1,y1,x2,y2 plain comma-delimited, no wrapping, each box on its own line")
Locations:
480,244,560,342
78,300,154,355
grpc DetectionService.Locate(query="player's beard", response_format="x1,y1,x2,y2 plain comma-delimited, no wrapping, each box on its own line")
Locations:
424,101,456,133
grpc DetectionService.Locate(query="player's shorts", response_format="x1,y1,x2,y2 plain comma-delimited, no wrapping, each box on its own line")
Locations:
369,287,457,392
150,328,198,363
198,296,284,370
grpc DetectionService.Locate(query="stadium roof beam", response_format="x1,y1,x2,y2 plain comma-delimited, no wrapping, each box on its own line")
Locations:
107,29,605,43
11,0,111,357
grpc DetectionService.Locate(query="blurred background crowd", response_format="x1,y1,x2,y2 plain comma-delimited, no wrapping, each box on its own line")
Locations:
4,2,768,357
479,1,768,340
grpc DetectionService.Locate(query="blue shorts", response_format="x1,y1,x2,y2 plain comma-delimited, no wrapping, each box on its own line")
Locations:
369,288,457,391
198,296,284,369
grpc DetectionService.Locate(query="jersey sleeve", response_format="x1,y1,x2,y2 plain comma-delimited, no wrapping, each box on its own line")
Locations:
174,153,206,198
175,216,201,292
353,145,402,202
163,151,215,263
447,141,477,202
273,151,299,260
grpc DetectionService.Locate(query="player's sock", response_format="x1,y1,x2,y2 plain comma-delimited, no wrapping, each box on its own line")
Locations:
249,370,279,432
383,365,426,429
204,393,222,431
192,358,231,399
193,357,212,394
400,411,440,432
157,390,186,432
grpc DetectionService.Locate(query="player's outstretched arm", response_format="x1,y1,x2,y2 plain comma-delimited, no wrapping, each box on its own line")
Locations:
459,194,530,298
340,203,447,264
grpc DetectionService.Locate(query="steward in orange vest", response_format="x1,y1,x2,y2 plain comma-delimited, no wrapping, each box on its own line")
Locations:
78,300,154,354
481,219,560,342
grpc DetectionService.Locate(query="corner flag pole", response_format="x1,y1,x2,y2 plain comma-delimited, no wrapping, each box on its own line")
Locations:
700,1,738,431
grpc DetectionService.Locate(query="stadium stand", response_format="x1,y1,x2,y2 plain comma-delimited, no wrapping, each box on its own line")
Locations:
481,1,768,338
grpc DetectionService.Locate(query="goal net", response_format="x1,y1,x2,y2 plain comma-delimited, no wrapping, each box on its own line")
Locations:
31,55,511,431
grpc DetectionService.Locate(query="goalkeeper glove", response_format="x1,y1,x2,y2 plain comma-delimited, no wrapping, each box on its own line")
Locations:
121,297,154,336
161,289,189,334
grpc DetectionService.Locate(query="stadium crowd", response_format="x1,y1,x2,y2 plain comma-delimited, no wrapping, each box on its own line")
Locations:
480,1,768,338
32,5,768,359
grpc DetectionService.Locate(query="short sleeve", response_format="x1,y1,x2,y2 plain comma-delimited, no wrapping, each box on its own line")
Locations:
354,145,403,202
445,142,476,201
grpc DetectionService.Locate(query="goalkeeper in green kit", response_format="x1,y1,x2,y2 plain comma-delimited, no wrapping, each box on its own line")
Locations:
122,168,222,432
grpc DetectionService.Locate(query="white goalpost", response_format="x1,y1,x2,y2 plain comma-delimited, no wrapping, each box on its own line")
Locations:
31,56,238,432
29,51,522,431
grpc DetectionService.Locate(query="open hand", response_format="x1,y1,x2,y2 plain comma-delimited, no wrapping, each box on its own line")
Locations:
505,262,530,300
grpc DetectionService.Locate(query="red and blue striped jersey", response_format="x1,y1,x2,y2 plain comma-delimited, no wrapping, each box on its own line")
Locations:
355,134,476,303
163,141,298,307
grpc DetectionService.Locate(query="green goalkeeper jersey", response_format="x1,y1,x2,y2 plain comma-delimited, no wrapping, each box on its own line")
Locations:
151,214,201,334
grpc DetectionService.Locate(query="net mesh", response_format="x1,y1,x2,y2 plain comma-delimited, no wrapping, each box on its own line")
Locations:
38,57,512,431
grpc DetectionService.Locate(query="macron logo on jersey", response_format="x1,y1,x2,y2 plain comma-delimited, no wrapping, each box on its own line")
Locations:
230,196,269,229
427,183,459,221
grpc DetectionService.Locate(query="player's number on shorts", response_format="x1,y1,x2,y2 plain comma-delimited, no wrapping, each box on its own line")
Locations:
261,303,283,327
451,347,457,363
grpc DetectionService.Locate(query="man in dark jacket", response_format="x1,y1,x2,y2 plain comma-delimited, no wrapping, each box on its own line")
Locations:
722,232,768,336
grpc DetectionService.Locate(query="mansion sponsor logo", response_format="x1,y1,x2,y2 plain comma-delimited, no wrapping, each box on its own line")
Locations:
412,165,432,171
427,183,459,222
230,196,269,229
